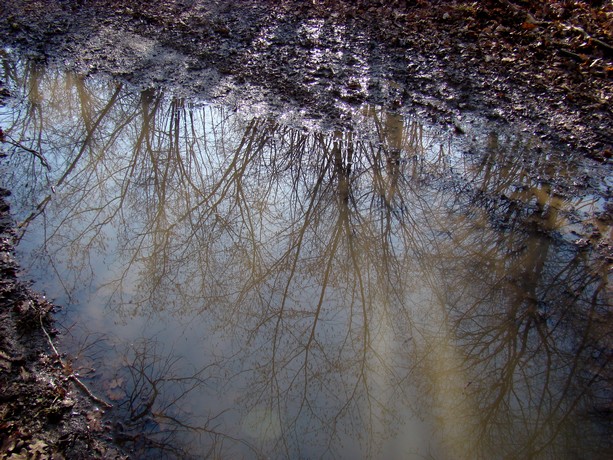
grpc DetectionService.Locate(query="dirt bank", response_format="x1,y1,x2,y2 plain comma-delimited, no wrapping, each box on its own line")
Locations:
0,0,611,159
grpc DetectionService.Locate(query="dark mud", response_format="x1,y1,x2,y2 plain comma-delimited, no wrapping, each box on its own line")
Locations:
0,0,612,457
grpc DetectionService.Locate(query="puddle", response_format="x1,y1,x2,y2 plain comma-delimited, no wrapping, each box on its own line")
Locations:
1,52,611,458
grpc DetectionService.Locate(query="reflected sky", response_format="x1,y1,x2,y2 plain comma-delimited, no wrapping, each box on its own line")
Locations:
1,52,611,459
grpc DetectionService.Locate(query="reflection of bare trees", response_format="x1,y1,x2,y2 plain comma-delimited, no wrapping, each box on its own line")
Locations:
115,338,256,459
1,53,611,458
445,242,611,458
424,134,612,458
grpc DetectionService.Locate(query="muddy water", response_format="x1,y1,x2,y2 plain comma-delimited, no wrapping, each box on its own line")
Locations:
1,54,611,459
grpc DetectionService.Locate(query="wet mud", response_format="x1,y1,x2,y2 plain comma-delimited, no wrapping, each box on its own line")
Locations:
0,1,611,157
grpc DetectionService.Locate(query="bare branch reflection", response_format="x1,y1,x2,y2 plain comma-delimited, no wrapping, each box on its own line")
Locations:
1,53,610,458
110,337,256,459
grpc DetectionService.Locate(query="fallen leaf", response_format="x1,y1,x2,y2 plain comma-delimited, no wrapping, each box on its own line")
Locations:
107,387,126,402
18,367,30,381
28,439,48,457
86,410,103,432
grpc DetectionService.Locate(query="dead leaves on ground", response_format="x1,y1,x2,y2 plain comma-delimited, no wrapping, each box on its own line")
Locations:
1,433,58,460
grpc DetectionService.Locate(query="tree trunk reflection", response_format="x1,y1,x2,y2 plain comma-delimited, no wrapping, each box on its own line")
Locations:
1,53,610,459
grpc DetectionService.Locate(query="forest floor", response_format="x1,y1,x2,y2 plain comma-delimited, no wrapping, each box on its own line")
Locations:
0,0,611,458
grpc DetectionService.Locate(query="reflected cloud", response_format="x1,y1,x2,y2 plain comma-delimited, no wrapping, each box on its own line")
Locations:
0,52,611,459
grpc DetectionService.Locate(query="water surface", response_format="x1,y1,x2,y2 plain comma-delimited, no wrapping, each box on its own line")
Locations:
1,53,611,459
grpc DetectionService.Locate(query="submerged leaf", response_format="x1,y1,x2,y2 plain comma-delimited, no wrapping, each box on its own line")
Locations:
107,387,126,402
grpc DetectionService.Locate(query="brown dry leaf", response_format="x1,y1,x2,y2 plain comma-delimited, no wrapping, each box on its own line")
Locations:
86,410,103,432
522,22,537,30
2,435,21,454
61,361,73,376
18,367,30,381
54,384,67,399
28,439,49,457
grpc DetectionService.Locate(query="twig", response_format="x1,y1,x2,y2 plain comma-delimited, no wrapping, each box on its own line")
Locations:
40,315,61,356
568,25,613,54
69,375,113,409
39,315,113,409
501,0,551,25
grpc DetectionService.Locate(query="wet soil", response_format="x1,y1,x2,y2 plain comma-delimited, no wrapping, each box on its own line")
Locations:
0,189,125,459
0,0,612,158
0,0,612,457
